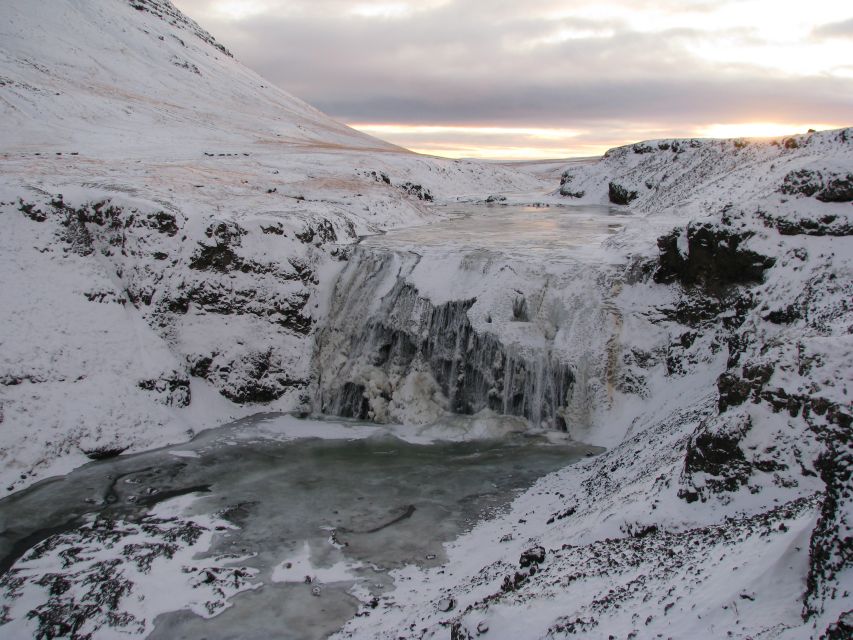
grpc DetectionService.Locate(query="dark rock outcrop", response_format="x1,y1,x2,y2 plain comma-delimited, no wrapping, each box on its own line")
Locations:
399,182,433,202
654,221,775,291
81,446,129,461
519,546,546,568
127,0,233,58
780,169,853,203
137,372,191,407
758,209,852,237
608,182,638,205
559,172,585,198
198,349,306,404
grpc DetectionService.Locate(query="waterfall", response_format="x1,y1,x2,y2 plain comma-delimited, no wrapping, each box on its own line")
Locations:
315,246,581,431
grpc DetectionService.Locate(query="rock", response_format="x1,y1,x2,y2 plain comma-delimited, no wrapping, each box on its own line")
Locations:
138,372,191,407
680,425,753,498
188,243,239,272
608,182,638,205
821,611,853,640
519,545,546,568
780,169,822,197
816,174,853,202
559,172,585,197
147,210,179,236
399,182,433,202
684,432,746,476
758,210,851,236
369,170,391,185
81,446,128,460
18,200,47,222
437,597,456,612
780,169,853,203
216,349,305,404
717,373,752,411
654,220,775,291
451,622,473,640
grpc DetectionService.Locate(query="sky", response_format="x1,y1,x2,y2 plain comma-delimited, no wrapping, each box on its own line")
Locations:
172,0,853,159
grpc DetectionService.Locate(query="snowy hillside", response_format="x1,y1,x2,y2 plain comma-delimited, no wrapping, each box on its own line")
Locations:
557,130,853,217
0,0,392,153
0,0,544,493
334,131,852,639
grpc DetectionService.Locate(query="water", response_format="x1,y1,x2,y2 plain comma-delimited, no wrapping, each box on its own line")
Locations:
361,203,633,259
0,413,598,639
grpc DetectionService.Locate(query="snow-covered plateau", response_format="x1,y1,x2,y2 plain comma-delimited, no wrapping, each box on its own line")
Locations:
0,1,851,639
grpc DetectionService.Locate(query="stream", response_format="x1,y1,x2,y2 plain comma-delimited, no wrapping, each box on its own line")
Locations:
362,202,633,259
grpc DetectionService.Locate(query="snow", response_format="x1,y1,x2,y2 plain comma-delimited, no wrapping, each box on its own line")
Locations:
0,493,262,639
272,541,364,585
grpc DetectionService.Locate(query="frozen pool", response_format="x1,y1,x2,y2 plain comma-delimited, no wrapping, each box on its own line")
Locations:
0,413,599,639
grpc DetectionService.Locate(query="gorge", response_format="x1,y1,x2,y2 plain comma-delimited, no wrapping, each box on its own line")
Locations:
0,1,851,639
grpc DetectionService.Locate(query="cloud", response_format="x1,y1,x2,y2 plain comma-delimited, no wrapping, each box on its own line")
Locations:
318,77,853,127
172,0,853,157
813,17,853,39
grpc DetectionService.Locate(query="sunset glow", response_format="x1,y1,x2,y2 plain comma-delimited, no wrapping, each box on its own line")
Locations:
348,124,589,159
696,122,843,140
349,122,848,160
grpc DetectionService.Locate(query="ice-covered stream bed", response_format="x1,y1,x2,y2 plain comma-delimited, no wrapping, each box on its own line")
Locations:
361,202,633,260
0,413,599,639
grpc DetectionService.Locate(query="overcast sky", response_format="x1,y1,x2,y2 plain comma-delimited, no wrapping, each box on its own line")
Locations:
172,0,853,159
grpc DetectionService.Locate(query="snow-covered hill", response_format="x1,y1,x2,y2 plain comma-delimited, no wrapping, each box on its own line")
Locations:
0,0,544,493
557,130,853,218
0,0,392,153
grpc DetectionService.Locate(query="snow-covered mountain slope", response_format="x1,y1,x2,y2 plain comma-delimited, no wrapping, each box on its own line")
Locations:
0,0,393,154
557,129,853,217
333,132,852,639
0,0,545,494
